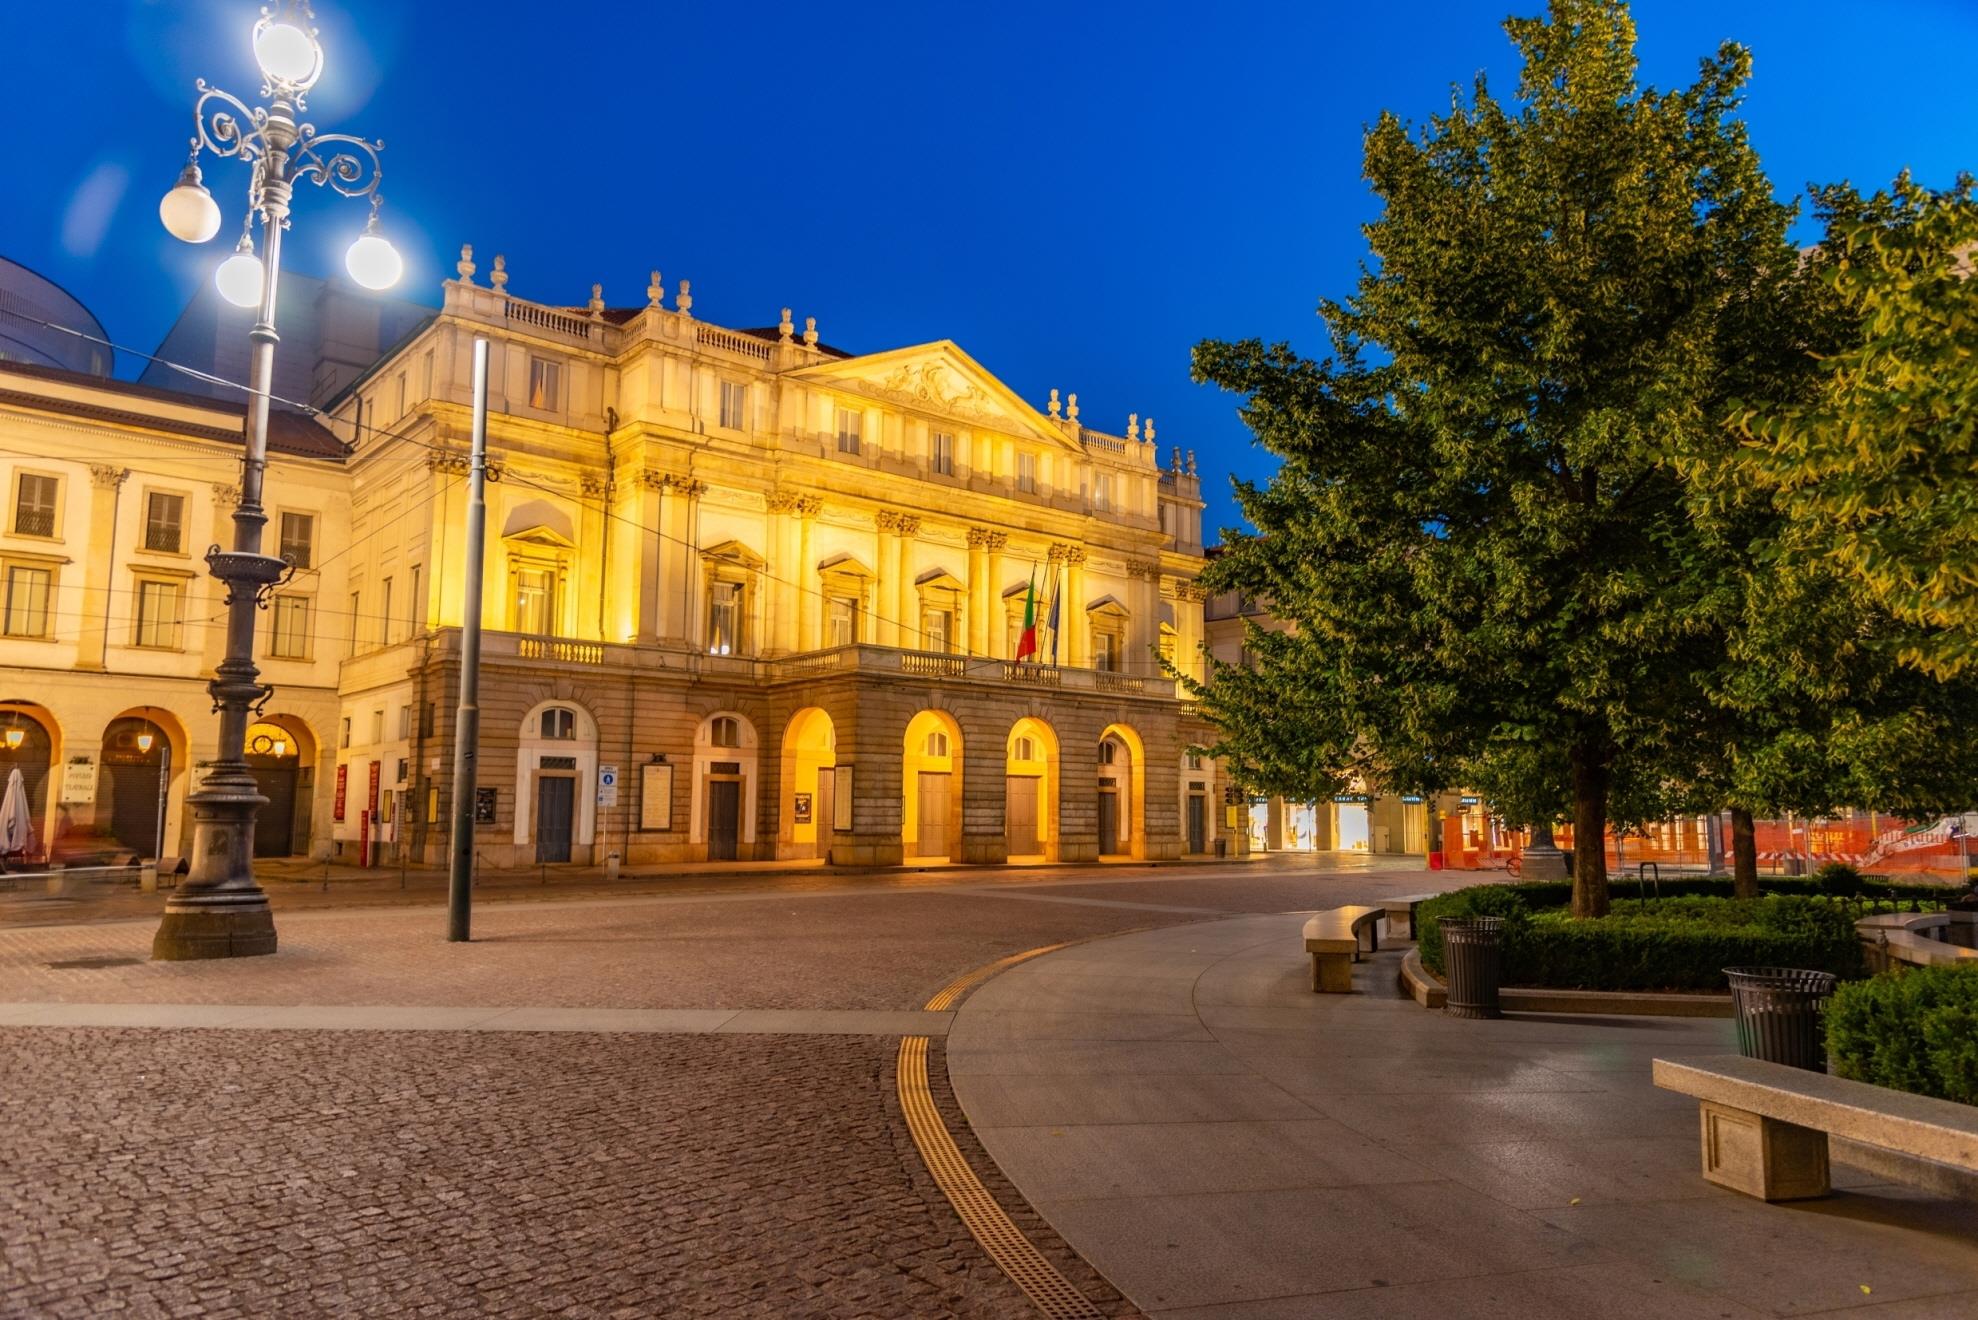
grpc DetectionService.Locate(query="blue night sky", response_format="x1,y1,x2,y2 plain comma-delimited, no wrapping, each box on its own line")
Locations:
6,0,1975,540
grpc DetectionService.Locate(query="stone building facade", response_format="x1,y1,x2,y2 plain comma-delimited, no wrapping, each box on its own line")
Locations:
1,250,1231,870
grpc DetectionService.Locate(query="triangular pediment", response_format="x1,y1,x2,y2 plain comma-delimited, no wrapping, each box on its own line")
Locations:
790,341,1078,450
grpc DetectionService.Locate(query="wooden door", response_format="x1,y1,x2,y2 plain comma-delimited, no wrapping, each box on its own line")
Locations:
708,779,741,860
917,771,950,859
536,775,574,862
1005,776,1039,856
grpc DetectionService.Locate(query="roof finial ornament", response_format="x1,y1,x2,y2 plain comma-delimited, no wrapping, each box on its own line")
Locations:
1186,449,1197,476
490,253,508,295
676,279,693,318
803,316,818,348
648,270,664,308
588,283,605,319
1047,388,1061,419
1066,392,1080,422
1171,445,1183,472
456,243,476,283
779,307,794,342
1144,416,1156,445
1127,413,1140,442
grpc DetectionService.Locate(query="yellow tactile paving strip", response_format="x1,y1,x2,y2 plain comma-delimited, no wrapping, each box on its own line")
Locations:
898,940,1103,1319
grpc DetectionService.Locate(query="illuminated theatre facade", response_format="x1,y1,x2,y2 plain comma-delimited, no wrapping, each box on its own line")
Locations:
313,251,1224,867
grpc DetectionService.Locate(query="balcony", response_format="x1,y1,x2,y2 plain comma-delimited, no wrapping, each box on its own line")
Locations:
438,630,1179,699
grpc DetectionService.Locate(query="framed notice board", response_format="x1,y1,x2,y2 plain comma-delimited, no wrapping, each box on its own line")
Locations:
641,763,674,831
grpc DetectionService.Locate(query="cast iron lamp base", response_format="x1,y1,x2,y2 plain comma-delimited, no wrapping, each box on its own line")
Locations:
151,774,279,960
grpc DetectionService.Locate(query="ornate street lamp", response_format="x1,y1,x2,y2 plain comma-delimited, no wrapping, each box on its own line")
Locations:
152,1,402,959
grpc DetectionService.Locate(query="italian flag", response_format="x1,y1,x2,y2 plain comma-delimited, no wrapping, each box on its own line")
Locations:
1014,572,1038,660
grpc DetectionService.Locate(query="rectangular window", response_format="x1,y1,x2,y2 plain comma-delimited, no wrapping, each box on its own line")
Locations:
707,581,740,655
133,579,184,649
371,709,385,743
270,594,311,659
1094,473,1114,513
380,576,395,644
827,595,858,648
1016,452,1037,494
514,567,554,635
719,380,748,430
420,349,434,400
278,511,315,568
922,607,952,654
348,591,362,656
930,431,955,477
528,356,562,411
1095,631,1120,673
835,406,862,455
2,564,51,637
12,474,58,537
339,716,351,749
394,372,407,420
407,564,422,636
143,491,185,553
398,705,412,739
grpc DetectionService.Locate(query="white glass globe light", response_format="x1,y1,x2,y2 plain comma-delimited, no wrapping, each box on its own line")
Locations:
254,21,320,85
345,228,403,291
215,243,266,309
159,166,221,243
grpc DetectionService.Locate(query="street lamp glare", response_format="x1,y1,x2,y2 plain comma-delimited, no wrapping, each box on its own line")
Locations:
3,727,23,751
254,20,322,87
344,219,402,291
136,731,156,754
159,163,222,243
215,237,266,309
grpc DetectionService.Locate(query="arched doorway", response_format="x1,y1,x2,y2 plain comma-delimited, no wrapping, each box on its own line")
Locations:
692,711,758,861
902,710,963,863
97,713,179,858
246,717,315,858
0,704,56,859
516,700,600,864
1004,717,1058,862
1097,723,1146,859
779,707,837,859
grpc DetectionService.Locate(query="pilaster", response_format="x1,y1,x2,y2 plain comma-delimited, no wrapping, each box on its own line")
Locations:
76,465,127,671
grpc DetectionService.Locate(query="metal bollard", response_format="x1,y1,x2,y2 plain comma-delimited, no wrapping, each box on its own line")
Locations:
606,851,621,883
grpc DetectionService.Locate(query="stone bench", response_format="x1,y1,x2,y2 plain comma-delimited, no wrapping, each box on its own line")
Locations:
1653,1054,1978,1202
1381,893,1436,941
1303,906,1384,993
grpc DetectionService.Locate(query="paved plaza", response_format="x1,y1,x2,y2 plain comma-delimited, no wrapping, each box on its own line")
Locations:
2,857,1974,1317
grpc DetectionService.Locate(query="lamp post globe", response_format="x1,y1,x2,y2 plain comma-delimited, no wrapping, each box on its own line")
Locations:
253,16,322,88
214,239,266,308
159,164,222,243
344,220,402,290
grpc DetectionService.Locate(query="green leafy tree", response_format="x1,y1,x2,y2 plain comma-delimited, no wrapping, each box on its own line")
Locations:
1735,176,1978,679
1193,0,1805,917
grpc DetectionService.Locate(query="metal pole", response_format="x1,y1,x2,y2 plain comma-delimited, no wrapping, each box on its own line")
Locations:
446,338,490,941
154,741,171,865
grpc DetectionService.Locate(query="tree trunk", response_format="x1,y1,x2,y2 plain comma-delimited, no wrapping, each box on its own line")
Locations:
1730,807,1759,899
1569,743,1610,918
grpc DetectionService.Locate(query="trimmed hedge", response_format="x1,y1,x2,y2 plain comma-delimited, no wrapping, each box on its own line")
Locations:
1416,884,1865,991
1827,965,1978,1105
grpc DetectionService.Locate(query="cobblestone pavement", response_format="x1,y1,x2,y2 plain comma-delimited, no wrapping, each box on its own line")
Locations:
0,1028,1138,1319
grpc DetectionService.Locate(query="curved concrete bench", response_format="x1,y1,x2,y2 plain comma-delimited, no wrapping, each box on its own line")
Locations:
1654,1054,1978,1202
1381,893,1436,941
1303,906,1383,992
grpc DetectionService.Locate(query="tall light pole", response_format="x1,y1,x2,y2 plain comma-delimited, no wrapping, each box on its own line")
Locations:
152,0,403,959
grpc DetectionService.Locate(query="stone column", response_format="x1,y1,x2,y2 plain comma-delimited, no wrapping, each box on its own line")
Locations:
577,475,607,640
655,475,693,646
984,532,1008,658
874,512,904,648
201,483,241,677
1126,558,1159,674
75,464,127,672
958,722,1009,864
767,495,799,654
965,527,992,657
636,471,665,643
1063,546,1088,668
796,496,821,652
1174,581,1206,687
895,516,920,647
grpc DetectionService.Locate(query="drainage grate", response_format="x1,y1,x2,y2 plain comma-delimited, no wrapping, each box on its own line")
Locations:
44,957,142,970
896,1035,1103,1319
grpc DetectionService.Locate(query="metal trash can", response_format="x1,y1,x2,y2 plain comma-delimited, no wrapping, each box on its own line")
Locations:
1439,916,1505,1020
1724,966,1837,1071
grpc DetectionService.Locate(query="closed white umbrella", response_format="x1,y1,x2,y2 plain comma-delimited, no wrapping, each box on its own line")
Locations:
0,767,34,856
